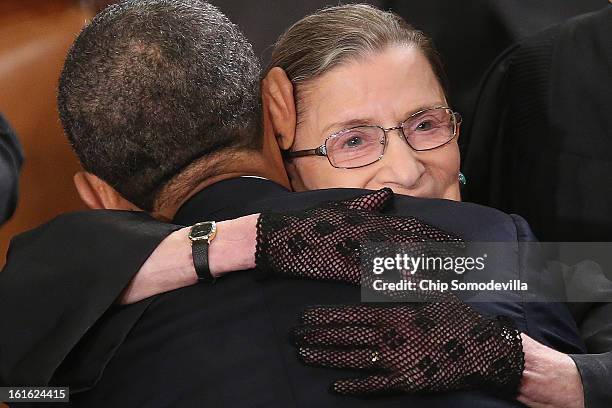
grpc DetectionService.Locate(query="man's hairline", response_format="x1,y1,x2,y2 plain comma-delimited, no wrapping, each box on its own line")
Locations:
151,144,263,212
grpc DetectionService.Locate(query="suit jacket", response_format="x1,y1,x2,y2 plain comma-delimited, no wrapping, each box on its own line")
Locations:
0,113,23,225
1,177,586,407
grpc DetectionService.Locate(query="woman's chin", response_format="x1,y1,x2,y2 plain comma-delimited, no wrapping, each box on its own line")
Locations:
372,183,429,198
374,181,454,200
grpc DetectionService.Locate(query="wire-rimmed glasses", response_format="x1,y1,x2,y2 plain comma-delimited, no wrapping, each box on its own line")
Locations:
285,106,462,169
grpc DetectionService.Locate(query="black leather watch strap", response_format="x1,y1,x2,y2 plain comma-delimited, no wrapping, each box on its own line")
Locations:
192,240,215,283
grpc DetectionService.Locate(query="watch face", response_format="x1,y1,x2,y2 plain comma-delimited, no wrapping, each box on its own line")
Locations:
189,221,216,241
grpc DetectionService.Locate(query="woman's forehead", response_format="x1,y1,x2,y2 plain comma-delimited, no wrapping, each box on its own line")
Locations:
303,45,446,132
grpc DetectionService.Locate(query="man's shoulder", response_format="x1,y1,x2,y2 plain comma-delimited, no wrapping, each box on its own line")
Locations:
390,194,528,242
247,188,529,242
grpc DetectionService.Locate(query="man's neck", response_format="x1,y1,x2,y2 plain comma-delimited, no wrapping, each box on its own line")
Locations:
152,155,290,221
172,176,290,224
179,170,284,208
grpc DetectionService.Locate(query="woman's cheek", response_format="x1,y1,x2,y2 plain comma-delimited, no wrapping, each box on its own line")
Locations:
299,160,334,190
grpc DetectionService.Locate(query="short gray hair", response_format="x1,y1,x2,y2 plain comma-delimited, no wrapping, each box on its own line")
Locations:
268,4,448,114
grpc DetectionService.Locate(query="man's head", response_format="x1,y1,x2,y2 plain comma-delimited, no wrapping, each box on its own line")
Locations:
59,0,267,214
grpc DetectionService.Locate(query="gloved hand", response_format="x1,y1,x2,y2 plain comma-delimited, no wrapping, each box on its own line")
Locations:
254,188,463,288
292,301,524,396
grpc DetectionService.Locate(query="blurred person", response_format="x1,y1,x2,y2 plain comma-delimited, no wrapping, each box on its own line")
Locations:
464,5,612,244
0,113,23,226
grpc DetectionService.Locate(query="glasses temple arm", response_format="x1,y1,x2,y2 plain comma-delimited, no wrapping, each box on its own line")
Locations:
283,146,326,158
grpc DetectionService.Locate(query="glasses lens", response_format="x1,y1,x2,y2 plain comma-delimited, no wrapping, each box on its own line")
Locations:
326,126,385,168
402,108,455,151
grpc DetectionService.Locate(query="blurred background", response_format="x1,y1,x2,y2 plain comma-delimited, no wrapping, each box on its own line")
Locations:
0,0,607,266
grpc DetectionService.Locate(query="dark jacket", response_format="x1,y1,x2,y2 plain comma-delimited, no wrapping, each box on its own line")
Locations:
0,178,587,407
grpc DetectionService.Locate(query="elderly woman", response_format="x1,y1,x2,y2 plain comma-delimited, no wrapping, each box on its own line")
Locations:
266,5,461,200
1,3,605,408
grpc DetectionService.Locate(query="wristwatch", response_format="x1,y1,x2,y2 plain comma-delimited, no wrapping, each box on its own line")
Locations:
188,221,217,283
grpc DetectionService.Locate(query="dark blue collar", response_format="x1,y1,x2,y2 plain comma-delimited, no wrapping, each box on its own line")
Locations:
173,177,289,224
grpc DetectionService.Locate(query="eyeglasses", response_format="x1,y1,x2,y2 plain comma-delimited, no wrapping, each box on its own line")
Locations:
284,106,461,169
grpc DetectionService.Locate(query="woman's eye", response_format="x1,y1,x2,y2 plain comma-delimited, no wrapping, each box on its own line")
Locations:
344,136,364,148
416,120,434,131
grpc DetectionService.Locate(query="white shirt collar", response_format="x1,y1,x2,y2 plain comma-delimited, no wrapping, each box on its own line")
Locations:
239,175,269,181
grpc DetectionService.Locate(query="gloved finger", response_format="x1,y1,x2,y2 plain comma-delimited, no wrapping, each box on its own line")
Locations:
301,305,387,326
291,325,379,347
386,219,464,244
297,346,380,369
331,374,394,395
334,188,394,212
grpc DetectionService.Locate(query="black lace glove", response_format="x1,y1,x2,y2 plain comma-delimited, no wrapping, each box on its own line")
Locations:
255,188,463,287
292,302,524,397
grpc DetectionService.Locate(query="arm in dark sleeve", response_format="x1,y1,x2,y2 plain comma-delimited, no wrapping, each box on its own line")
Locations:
569,301,612,408
512,214,612,406
0,113,24,224
570,350,612,408
565,258,612,408
0,210,181,386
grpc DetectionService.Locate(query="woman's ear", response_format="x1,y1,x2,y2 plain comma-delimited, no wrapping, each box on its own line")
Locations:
262,67,297,150
73,171,140,211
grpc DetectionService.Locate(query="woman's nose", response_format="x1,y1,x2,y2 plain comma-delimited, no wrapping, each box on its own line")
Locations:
378,129,425,187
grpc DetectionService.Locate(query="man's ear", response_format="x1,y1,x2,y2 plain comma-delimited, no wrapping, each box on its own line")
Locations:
262,67,297,150
73,171,140,211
